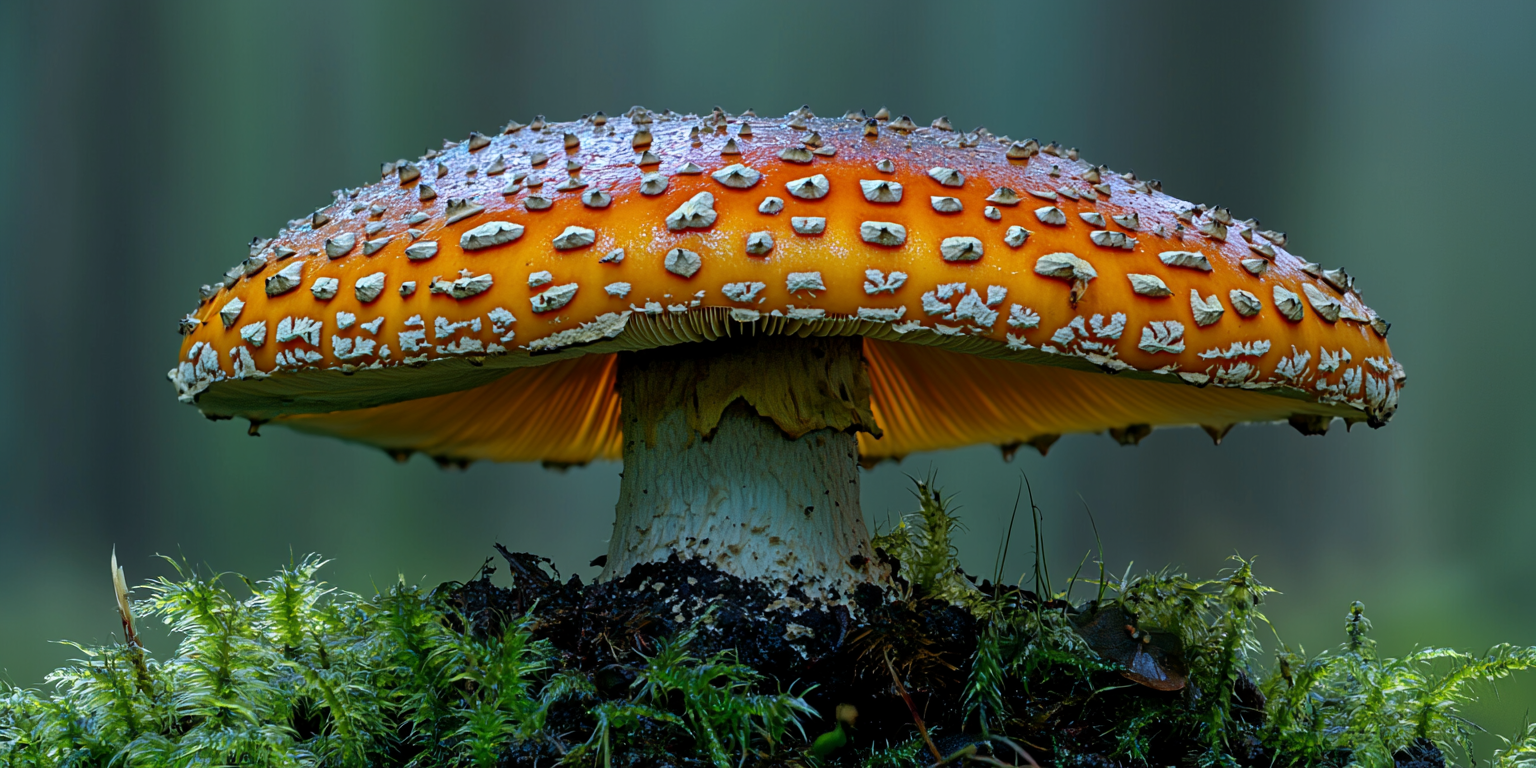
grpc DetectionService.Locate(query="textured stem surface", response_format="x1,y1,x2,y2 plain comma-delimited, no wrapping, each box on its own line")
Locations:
601,337,885,600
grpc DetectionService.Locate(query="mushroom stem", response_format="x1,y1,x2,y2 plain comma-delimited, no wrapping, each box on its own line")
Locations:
602,335,886,600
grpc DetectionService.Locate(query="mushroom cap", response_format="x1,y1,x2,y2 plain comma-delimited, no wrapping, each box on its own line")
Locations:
172,108,1403,463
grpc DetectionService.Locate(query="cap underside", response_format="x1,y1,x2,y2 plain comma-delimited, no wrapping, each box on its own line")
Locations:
274,323,1354,464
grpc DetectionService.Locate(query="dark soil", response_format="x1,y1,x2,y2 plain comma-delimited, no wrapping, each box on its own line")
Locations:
446,548,1446,768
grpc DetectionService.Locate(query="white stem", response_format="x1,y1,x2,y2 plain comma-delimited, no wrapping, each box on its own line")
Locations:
600,339,885,601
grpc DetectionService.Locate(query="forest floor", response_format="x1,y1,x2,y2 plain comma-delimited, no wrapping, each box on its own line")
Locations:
7,484,1532,767
454,546,1432,767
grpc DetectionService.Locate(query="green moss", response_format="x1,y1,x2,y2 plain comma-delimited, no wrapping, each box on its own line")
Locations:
4,487,1536,767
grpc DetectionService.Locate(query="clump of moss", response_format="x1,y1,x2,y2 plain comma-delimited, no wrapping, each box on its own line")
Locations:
4,483,1536,767
0,556,818,768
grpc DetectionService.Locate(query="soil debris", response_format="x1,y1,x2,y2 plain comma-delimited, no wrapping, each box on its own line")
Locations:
444,547,1354,768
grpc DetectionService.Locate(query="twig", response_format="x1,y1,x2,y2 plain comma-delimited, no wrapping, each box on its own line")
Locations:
110,548,153,694
990,735,1042,768
963,756,1009,767
885,648,943,762
921,734,1043,767
925,745,974,766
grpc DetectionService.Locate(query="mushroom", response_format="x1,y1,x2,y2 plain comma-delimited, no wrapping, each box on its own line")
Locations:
169,107,1405,603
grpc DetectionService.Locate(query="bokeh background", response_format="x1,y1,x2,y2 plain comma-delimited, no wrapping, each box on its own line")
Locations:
3,0,1533,750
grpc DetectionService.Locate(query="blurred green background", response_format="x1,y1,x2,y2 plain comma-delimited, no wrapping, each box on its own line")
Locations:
3,0,1533,747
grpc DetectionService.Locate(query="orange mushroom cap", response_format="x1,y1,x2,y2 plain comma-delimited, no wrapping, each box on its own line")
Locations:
171,106,1403,464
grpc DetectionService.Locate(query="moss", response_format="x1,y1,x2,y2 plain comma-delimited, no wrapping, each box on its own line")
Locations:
4,485,1536,767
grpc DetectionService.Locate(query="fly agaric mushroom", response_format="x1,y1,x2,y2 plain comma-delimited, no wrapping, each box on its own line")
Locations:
171,107,1404,601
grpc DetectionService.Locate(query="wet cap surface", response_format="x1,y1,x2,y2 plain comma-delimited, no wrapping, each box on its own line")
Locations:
172,106,1403,463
